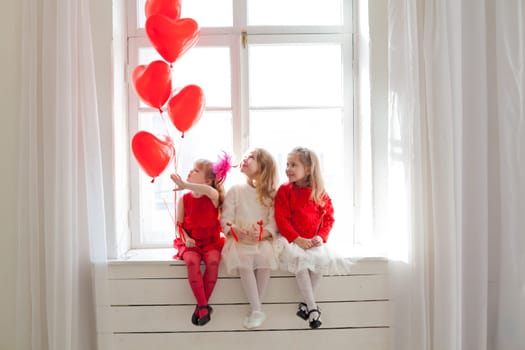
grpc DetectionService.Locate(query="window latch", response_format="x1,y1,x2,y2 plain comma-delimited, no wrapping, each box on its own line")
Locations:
242,30,248,49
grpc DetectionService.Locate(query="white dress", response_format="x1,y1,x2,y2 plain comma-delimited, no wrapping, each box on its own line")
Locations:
220,183,283,274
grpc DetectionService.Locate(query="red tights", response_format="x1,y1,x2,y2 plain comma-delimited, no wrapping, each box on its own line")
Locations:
183,249,221,317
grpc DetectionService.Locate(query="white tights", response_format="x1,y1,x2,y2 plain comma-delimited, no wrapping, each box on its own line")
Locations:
238,267,271,312
295,269,322,311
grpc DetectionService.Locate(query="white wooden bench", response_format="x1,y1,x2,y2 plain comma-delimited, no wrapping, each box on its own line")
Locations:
105,250,389,350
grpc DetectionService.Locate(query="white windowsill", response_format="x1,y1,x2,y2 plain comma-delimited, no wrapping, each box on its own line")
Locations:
108,248,387,265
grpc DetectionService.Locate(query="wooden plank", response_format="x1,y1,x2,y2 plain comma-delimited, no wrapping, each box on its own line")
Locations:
108,257,387,279
110,301,389,332
112,328,390,350
109,274,388,305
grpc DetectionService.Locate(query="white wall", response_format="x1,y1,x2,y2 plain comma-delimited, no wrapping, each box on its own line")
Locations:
0,0,21,348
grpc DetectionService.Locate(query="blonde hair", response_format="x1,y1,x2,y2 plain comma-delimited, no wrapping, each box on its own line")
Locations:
289,147,326,204
194,159,226,207
251,148,278,207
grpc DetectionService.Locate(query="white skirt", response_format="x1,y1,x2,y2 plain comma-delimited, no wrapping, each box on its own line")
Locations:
279,242,353,275
221,238,281,274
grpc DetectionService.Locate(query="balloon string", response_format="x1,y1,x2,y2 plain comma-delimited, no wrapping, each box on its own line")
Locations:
159,192,175,228
177,223,186,243
171,120,184,240
175,134,184,174
173,189,180,240
159,110,171,137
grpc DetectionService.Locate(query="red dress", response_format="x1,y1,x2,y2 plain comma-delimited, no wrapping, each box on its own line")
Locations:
173,192,225,259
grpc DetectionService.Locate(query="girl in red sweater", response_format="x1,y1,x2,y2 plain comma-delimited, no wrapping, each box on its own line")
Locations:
171,153,232,326
275,147,350,329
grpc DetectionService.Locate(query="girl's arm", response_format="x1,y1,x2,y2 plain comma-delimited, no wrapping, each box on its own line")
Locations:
316,194,335,242
220,186,255,243
171,173,219,207
220,187,236,237
274,186,302,243
258,204,278,240
176,198,195,247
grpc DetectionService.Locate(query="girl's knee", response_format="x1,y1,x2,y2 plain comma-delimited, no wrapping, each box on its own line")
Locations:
184,252,201,267
203,250,221,266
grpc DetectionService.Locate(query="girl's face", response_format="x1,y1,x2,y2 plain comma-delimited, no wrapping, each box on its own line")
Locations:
187,164,210,185
286,154,310,185
240,152,259,179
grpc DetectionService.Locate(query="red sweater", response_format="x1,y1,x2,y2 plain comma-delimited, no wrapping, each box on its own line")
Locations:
274,183,334,243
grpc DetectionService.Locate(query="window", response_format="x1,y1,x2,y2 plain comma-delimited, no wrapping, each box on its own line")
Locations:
122,0,355,255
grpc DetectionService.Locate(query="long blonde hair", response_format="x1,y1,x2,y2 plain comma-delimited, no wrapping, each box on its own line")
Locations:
194,159,226,208
251,148,278,207
289,147,326,204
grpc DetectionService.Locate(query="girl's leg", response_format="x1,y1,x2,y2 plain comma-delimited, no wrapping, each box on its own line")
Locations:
202,249,221,301
238,267,262,312
183,251,206,305
296,269,323,328
255,268,271,299
309,270,322,291
238,267,266,328
295,269,317,311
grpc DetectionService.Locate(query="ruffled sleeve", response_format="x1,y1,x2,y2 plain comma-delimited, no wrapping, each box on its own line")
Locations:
264,202,278,238
275,184,301,243
316,193,335,242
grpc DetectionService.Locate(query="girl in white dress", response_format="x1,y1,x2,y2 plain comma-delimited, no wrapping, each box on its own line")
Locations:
221,148,281,329
275,147,351,329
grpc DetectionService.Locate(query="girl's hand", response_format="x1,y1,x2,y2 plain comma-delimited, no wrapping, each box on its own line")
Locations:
238,227,259,244
248,223,261,240
185,237,196,248
294,237,313,250
312,235,323,247
170,173,186,191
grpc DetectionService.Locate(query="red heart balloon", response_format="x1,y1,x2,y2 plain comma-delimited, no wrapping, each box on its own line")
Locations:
167,85,205,136
132,60,172,110
131,131,175,180
145,16,200,64
145,0,181,20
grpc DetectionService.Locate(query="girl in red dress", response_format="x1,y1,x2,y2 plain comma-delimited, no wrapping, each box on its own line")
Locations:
171,154,232,326
275,147,350,329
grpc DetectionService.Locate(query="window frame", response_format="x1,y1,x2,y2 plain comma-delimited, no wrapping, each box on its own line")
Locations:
122,0,357,251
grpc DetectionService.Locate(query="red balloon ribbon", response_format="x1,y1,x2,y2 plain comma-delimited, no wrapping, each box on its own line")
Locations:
145,16,200,64
131,131,175,182
132,60,172,111
145,0,181,20
167,84,205,137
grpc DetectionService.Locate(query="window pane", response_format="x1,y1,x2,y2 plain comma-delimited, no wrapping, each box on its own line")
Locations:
249,44,342,107
139,46,231,108
180,0,233,27
248,0,343,26
137,0,233,28
136,111,233,246
249,109,343,184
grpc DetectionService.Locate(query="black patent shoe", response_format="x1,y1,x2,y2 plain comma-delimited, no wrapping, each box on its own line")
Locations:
191,305,199,326
308,307,322,329
296,302,309,320
197,305,212,326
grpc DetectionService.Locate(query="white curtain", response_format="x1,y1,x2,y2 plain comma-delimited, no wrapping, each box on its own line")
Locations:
16,0,108,349
387,0,524,350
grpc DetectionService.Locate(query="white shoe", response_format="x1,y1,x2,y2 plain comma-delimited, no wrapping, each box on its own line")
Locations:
243,310,266,329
